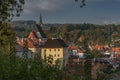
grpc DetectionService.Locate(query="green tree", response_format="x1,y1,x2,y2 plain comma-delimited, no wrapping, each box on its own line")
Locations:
84,47,93,80
75,0,86,7
91,49,101,58
0,23,15,54
0,0,25,22
0,0,24,79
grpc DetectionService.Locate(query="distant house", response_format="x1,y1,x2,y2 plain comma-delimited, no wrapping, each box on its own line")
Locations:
111,47,120,58
16,43,34,59
68,46,78,55
41,39,68,65
77,49,85,58
16,31,40,53
68,46,85,58
103,51,111,55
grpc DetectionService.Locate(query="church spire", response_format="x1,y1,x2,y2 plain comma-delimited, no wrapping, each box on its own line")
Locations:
39,13,43,25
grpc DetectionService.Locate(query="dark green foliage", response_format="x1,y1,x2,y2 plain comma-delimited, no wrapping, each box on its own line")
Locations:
84,47,92,80
0,52,65,80
96,71,109,80
44,24,120,46
47,55,54,64
75,0,86,8
84,59,92,80
91,49,101,58
0,23,15,54
0,0,24,22
67,64,84,80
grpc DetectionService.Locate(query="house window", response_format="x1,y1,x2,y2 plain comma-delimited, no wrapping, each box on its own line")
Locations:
44,49,46,54
54,49,56,51
58,49,60,51
58,54,60,57
44,49,46,52
54,54,56,57
49,49,51,51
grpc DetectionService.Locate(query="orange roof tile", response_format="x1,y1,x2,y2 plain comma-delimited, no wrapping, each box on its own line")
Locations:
92,45,109,50
68,46,78,50
112,47,120,52
77,50,85,53
93,46,103,50
16,38,36,48
28,31,38,39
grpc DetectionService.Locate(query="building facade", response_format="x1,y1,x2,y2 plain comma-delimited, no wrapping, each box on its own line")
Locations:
41,39,68,65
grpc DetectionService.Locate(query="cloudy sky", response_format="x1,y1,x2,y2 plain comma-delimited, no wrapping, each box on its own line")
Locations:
13,0,120,24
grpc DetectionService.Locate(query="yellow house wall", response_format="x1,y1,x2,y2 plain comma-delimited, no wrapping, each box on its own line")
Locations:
28,48,37,53
41,48,64,64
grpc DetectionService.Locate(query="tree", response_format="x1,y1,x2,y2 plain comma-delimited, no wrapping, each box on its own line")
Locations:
84,47,93,80
0,0,25,22
75,0,86,8
91,49,101,58
0,23,15,54
0,0,24,79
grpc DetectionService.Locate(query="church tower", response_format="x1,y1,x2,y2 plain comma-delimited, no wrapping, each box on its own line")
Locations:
39,13,43,27
34,13,47,42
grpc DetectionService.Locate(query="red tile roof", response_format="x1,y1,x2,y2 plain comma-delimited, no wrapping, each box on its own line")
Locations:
92,45,109,50
16,38,37,48
68,46,85,53
92,45,103,50
112,47,120,52
26,39,36,48
68,46,78,50
28,31,38,39
77,50,85,53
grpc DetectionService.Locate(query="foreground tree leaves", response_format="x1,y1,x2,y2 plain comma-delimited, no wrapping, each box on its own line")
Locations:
0,0,25,22
0,23,15,54
75,0,86,7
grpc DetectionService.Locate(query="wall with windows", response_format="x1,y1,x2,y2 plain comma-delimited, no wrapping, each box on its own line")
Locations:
41,48,64,64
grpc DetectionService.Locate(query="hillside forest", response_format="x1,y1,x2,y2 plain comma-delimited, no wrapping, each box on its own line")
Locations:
13,23,120,47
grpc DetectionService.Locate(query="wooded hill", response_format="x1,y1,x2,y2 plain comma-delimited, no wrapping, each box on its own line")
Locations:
44,24,120,46
11,22,120,46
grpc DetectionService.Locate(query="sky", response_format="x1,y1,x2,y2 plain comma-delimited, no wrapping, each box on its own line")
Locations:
13,0,120,24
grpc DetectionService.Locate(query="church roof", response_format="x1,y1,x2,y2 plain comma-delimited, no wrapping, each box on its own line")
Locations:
42,39,68,48
16,38,39,48
36,24,46,38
